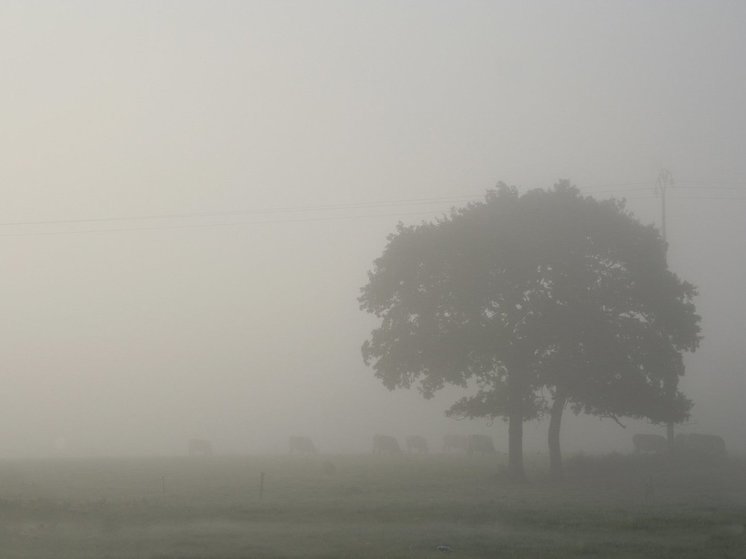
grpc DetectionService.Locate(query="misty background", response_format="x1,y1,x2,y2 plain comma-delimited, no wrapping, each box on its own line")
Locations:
0,1,744,457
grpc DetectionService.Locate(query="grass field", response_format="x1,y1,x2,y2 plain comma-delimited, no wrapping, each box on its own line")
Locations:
0,452,744,558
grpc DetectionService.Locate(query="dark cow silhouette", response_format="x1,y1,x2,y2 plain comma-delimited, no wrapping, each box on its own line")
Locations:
288,436,317,454
188,438,213,456
443,434,469,453
632,433,667,454
372,434,401,454
675,433,726,457
405,435,429,454
467,434,496,454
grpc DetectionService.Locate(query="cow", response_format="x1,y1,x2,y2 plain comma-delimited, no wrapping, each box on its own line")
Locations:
188,438,213,456
674,433,726,457
405,435,429,454
288,436,318,455
443,434,469,453
632,433,667,454
372,434,401,454
467,434,496,455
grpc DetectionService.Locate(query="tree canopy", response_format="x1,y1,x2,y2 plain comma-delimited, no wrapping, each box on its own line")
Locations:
360,183,700,480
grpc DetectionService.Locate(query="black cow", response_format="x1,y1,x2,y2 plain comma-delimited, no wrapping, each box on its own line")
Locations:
289,436,318,454
372,434,401,454
467,434,496,455
632,433,667,454
405,435,429,454
188,438,213,456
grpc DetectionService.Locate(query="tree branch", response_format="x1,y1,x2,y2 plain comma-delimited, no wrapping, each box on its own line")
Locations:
603,414,627,429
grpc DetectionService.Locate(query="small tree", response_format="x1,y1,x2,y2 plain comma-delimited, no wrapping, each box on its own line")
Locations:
360,183,700,481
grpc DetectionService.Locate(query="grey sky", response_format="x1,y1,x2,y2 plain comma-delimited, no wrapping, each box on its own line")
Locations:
1,1,744,456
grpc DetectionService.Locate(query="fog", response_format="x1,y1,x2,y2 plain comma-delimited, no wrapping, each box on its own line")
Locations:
0,1,744,458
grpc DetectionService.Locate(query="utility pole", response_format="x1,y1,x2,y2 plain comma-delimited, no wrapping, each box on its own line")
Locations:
656,169,675,450
657,169,672,242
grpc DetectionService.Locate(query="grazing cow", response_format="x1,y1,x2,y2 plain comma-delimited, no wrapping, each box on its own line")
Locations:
632,433,667,454
467,434,496,455
443,434,469,453
674,433,727,457
372,434,401,454
188,438,213,456
405,435,429,454
288,436,318,455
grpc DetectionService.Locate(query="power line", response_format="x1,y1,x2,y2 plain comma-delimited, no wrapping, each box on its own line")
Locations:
675,185,746,190
0,208,457,238
0,193,482,229
1,184,742,238
580,184,746,194
670,195,746,201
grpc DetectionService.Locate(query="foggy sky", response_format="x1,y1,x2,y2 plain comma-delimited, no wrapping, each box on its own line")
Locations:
1,1,744,457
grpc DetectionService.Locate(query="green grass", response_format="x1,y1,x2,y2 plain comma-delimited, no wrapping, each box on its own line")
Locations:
0,453,744,558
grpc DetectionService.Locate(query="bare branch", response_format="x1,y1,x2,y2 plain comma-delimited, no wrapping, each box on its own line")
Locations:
603,414,627,429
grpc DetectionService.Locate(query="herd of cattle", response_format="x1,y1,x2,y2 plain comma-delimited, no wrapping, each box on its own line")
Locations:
291,433,499,455
189,434,499,456
190,431,727,458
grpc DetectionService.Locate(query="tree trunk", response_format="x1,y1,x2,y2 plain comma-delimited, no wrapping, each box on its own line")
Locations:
548,391,567,482
508,405,525,481
665,375,676,454
666,422,675,454
507,372,526,482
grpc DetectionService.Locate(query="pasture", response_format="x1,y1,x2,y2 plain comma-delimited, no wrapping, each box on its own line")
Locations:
0,453,744,558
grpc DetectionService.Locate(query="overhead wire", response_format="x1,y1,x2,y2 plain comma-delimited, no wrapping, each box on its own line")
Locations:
0,208,457,238
0,183,743,238
0,193,483,228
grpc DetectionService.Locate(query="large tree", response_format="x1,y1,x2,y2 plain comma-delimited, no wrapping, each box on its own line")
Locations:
360,183,700,480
